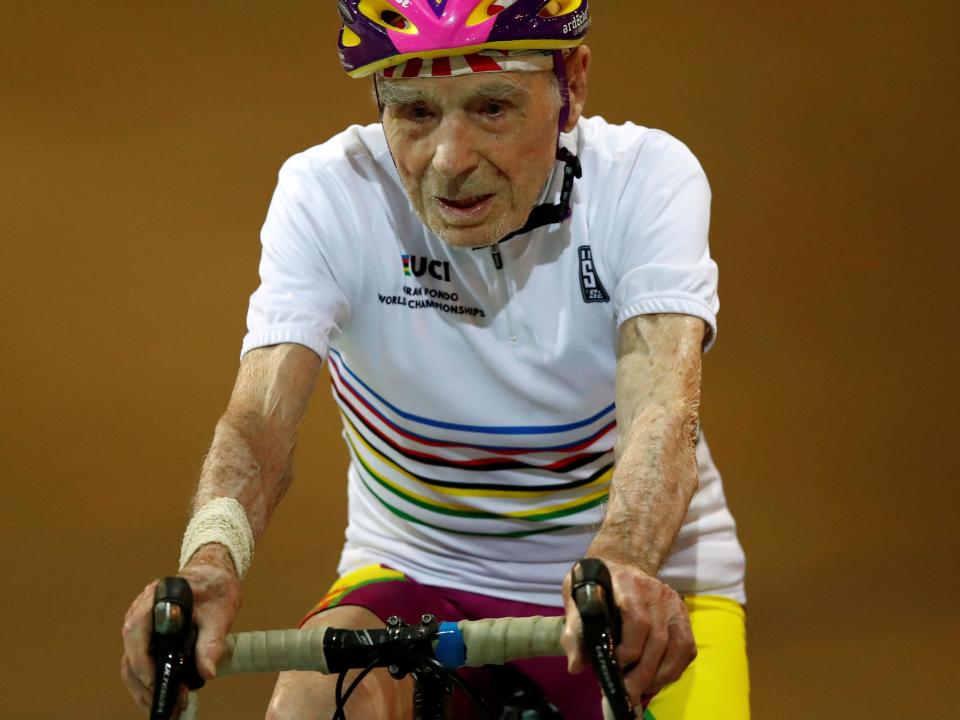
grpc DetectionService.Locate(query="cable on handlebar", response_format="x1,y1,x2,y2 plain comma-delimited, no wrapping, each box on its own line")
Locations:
332,658,381,720
326,617,494,720
417,655,493,719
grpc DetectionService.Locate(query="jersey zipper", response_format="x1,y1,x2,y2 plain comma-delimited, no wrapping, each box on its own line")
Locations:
490,243,518,344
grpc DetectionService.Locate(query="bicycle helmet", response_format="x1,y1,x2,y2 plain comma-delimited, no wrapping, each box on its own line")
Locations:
337,0,591,244
337,0,590,78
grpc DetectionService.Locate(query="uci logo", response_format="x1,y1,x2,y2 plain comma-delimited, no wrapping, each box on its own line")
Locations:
402,254,452,282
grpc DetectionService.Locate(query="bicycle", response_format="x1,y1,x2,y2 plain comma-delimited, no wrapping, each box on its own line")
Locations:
149,559,639,720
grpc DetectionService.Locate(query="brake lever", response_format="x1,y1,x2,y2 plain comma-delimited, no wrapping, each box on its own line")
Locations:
571,559,637,720
149,577,205,720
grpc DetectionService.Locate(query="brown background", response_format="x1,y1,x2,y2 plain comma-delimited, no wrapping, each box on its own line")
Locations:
2,2,958,718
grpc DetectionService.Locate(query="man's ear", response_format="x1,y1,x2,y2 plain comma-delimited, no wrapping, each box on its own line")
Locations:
563,45,591,133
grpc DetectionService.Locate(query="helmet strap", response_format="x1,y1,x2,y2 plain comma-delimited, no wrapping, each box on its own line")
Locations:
375,50,583,248
553,49,571,135
496,50,581,245
496,146,582,245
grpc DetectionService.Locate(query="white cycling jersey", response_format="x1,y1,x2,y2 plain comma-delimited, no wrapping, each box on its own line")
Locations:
242,116,746,606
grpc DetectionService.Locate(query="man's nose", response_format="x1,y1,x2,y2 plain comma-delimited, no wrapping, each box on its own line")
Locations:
431,114,482,179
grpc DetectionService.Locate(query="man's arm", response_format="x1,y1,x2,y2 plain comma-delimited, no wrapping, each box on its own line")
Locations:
562,313,704,703
593,313,702,569
120,343,323,713
194,342,324,540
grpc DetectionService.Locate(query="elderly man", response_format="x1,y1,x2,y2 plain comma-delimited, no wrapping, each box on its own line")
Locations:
121,2,749,718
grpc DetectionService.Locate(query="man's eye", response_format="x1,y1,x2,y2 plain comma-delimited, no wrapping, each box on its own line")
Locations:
483,102,505,116
409,104,432,120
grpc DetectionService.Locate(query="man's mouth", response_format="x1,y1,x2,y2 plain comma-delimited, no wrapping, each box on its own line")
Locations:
436,194,494,210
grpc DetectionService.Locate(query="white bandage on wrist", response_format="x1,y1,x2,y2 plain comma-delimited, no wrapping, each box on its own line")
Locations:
179,497,255,577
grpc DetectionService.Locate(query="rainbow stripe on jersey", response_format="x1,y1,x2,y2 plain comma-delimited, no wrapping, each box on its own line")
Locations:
328,349,615,538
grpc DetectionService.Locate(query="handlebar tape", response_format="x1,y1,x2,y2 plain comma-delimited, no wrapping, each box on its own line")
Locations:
216,628,330,676
215,616,564,675
459,616,564,667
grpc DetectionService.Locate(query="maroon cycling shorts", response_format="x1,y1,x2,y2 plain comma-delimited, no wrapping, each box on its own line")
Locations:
299,564,603,719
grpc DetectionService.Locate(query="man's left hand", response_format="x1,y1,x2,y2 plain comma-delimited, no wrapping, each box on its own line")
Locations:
561,555,697,705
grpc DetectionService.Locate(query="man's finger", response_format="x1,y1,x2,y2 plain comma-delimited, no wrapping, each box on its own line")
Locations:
194,609,230,679
623,627,667,699
649,617,697,693
122,581,159,688
613,605,649,670
122,654,151,700
561,601,585,674
122,656,153,712
130,678,152,712
196,637,222,679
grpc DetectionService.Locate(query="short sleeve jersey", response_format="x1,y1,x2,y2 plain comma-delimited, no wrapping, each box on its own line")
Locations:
242,116,746,606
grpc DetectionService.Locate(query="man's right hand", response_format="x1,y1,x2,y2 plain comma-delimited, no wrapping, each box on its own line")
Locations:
120,544,243,714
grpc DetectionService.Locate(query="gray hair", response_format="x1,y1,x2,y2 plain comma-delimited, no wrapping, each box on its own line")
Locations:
372,70,562,115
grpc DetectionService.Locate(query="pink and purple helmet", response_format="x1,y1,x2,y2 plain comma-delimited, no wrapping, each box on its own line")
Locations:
337,0,590,78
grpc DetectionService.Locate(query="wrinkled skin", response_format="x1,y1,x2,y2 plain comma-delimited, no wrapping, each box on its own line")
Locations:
120,46,703,716
561,556,697,703
120,344,323,716
121,546,242,715
559,315,706,704
380,47,590,248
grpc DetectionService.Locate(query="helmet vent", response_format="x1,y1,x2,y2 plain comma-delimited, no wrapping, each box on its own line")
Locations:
356,0,418,34
381,10,409,29
337,0,354,24
539,0,581,17
466,0,514,26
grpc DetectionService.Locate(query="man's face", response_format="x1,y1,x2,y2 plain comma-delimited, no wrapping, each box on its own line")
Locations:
379,70,561,248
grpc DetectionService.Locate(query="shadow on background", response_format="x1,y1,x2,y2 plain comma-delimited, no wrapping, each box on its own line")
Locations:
1,2,958,718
